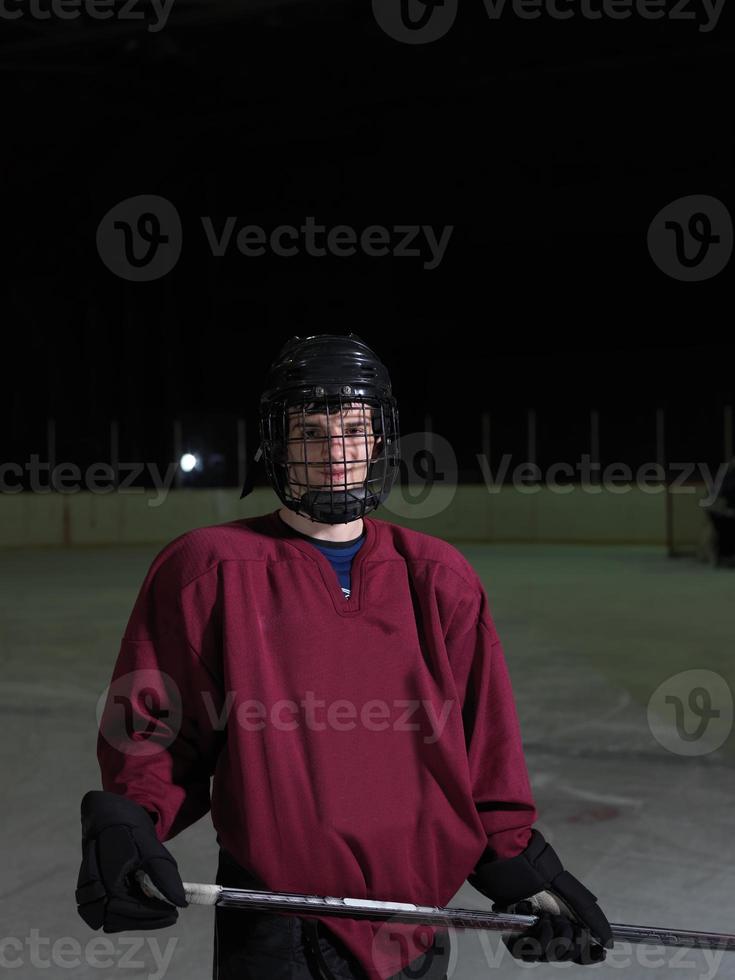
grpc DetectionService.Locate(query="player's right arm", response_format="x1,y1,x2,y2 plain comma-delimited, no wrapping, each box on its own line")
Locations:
76,536,225,932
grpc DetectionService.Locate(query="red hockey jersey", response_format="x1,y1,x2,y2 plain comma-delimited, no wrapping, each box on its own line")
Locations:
97,510,537,979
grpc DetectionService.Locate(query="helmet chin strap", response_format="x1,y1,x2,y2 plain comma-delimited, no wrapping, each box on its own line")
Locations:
297,487,377,525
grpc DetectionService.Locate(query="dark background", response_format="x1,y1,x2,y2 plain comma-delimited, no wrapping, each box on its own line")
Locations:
4,0,734,487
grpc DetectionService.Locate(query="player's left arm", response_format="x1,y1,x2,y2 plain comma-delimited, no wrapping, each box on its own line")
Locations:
469,828,614,964
449,577,613,964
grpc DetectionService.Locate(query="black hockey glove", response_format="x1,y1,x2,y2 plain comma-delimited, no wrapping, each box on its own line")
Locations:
75,791,187,932
468,830,613,965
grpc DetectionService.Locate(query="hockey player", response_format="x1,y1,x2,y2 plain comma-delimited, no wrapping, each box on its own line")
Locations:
75,334,613,980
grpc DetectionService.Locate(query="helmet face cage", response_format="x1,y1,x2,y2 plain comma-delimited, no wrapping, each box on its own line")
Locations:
261,388,400,524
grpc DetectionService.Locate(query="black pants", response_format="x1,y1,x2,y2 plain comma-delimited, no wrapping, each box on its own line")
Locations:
212,846,450,980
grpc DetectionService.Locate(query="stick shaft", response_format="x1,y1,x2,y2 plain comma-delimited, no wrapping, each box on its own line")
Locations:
136,874,735,952
609,924,735,951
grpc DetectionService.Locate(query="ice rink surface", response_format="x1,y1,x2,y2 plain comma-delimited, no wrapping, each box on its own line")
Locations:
1,538,733,980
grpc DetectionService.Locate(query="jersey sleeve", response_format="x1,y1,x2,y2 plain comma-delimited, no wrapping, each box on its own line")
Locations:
447,577,537,860
96,540,225,843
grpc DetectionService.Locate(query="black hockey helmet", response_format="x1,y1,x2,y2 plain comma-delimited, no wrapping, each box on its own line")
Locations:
251,334,400,524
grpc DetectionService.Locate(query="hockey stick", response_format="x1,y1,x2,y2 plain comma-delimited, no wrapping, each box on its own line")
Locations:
135,872,735,952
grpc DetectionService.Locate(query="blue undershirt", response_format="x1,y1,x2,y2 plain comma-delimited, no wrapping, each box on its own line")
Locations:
277,515,365,599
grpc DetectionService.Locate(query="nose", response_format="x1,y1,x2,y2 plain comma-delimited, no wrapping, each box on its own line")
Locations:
324,434,346,463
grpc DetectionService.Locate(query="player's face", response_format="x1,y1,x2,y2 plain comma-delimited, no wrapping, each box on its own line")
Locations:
286,402,377,494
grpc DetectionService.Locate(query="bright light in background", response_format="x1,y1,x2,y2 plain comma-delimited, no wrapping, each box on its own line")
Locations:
180,453,199,473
